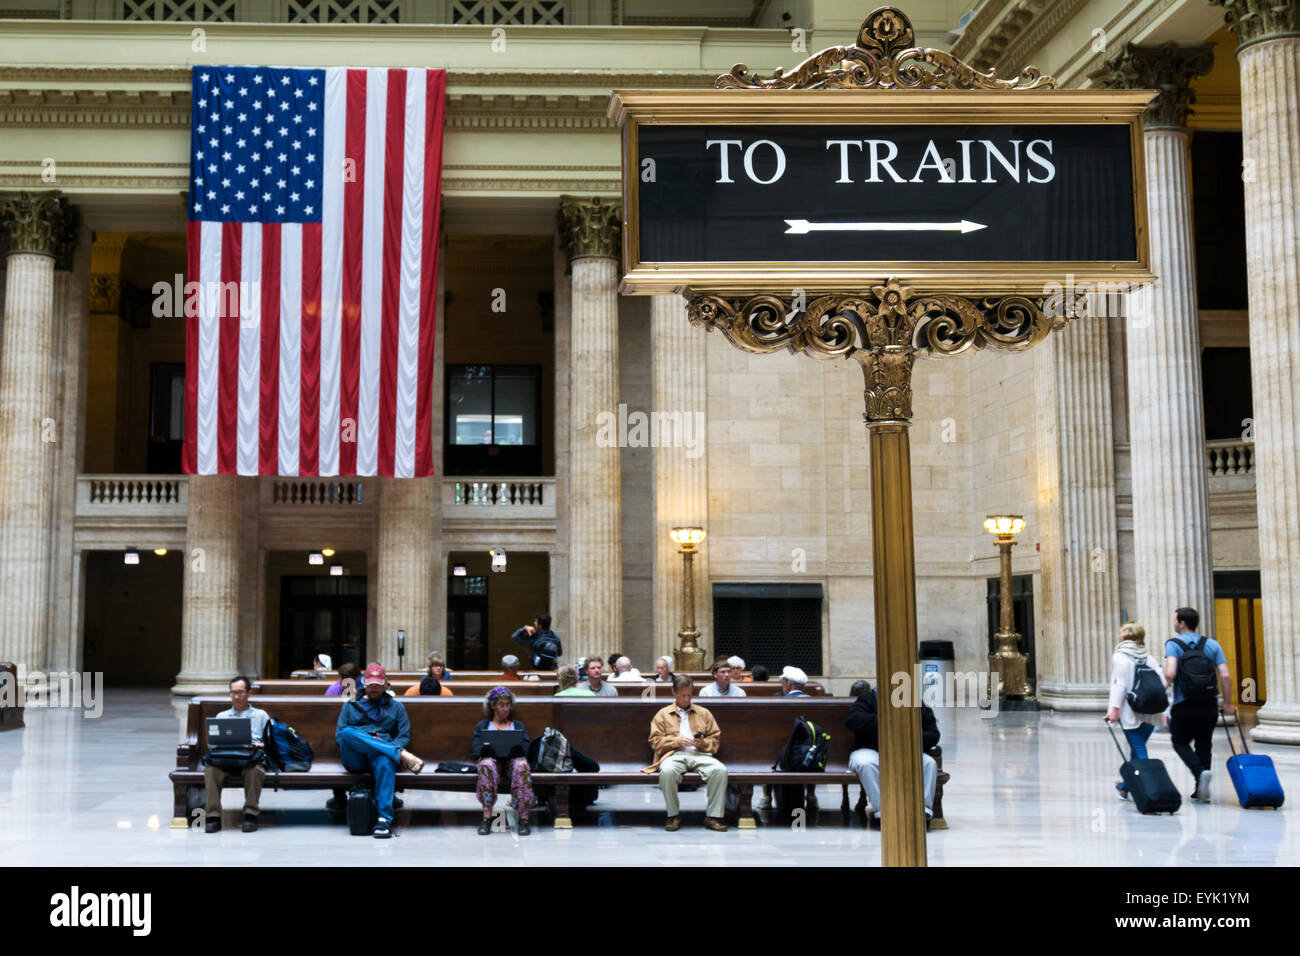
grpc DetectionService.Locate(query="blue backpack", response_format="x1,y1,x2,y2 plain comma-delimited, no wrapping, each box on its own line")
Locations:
263,718,315,772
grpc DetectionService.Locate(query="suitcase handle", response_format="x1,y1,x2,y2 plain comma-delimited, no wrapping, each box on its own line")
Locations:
1104,718,1130,761
1221,709,1250,756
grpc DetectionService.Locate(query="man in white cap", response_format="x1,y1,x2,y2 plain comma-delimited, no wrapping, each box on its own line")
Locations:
726,655,746,681
313,652,332,672
779,666,810,697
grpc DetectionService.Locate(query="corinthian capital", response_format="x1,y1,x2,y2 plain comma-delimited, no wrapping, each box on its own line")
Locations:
559,195,621,262
0,191,79,269
1210,0,1299,49
1093,43,1214,130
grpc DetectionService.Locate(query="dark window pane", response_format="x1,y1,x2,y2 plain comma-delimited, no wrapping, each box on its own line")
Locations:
1192,131,1248,310
1201,347,1253,440
493,369,537,445
450,365,493,445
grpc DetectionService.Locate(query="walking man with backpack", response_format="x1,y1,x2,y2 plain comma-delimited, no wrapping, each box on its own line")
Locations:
1165,607,1236,803
511,613,562,670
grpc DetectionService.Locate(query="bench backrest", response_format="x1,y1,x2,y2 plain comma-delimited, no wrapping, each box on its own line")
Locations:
182,696,855,769
254,679,823,698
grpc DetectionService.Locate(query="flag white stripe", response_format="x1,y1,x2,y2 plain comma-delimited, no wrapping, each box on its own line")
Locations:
318,66,345,476
237,223,262,476
196,221,221,475
357,67,387,477
394,69,425,479
278,223,302,476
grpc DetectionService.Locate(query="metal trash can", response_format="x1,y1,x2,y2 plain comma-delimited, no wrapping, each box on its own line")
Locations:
918,640,955,737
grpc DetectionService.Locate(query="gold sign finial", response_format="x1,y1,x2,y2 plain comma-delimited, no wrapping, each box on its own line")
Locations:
716,5,1055,91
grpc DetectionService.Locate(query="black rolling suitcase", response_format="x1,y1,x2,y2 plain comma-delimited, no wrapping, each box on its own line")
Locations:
1107,720,1181,814
346,786,378,835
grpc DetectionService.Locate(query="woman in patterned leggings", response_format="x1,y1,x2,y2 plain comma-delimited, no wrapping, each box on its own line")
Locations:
472,687,535,835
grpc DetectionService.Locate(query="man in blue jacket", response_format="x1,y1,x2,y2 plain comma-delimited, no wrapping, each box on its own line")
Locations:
511,612,562,670
335,663,423,838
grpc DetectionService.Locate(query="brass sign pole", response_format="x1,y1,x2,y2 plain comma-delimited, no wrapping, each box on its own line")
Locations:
611,6,1154,867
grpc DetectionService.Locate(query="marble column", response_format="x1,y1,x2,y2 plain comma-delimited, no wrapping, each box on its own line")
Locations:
0,192,78,675
560,196,623,662
1212,0,1300,743
651,293,710,662
1033,311,1124,710
173,474,241,695
375,477,434,669
551,234,573,647
1097,45,1217,644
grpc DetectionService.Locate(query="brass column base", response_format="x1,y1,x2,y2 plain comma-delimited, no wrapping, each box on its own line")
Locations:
676,647,706,672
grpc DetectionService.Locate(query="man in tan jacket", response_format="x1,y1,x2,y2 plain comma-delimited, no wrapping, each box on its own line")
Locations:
643,674,729,831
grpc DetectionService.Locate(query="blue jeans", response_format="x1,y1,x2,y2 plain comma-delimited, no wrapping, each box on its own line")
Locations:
337,727,403,822
1117,724,1156,791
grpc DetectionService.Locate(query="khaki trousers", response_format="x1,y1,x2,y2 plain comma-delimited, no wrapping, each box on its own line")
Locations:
658,752,728,818
204,763,266,818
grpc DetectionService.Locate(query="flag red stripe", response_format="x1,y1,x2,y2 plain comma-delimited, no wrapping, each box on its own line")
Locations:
259,222,282,475
217,221,242,475
416,68,446,477
184,219,200,474
300,223,322,476
377,69,406,477
339,68,367,476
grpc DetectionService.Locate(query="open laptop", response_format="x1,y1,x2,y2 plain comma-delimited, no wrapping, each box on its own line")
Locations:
481,729,526,759
207,717,254,746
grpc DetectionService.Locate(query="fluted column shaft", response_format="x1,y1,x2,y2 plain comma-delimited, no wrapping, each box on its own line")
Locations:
174,474,241,694
568,254,623,661
376,477,434,668
0,252,58,673
1034,313,1123,709
1126,128,1216,644
1238,36,1300,743
651,294,709,662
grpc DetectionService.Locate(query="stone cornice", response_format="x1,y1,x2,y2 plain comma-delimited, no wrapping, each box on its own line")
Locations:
1210,0,1300,49
1094,43,1215,129
994,0,1092,75
1055,0,1182,89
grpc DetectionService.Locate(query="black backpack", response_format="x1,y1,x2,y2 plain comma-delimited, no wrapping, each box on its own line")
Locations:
532,633,561,669
1127,658,1168,713
1172,637,1219,702
773,716,831,773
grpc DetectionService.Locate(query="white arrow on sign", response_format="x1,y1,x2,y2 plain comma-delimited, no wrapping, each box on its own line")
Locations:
785,218,987,235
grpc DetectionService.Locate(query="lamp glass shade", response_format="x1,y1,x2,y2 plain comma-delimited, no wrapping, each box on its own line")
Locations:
153,548,168,556
983,515,1026,537
321,548,336,557
670,527,706,547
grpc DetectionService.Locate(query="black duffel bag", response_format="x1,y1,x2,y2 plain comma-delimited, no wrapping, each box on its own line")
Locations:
202,746,266,772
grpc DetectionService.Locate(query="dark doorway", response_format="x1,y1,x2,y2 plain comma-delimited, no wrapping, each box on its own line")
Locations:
986,574,1036,687
83,550,183,686
712,582,824,675
279,575,367,676
148,361,185,474
447,574,489,669
1191,131,1248,310
1214,570,1265,706
1201,347,1253,441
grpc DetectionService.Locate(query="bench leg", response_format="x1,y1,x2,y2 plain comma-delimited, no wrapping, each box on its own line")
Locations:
170,782,189,829
738,784,757,830
553,784,573,829
840,783,851,813
930,774,949,829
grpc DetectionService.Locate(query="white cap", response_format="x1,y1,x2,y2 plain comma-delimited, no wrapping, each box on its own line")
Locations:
316,653,332,669
781,665,808,685
727,655,745,671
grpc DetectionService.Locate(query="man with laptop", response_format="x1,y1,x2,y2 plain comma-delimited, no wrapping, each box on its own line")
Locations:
203,676,270,833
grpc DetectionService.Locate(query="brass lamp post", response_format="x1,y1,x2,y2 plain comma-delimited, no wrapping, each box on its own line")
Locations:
670,527,707,671
984,515,1033,699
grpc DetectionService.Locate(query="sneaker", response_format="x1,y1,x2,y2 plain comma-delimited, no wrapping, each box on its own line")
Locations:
477,817,493,835
517,818,531,836
241,814,258,833
372,819,392,838
1197,770,1212,803
1115,781,1129,800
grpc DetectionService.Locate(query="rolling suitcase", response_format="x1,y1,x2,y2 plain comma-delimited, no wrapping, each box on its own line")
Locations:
1223,716,1284,809
1107,720,1181,814
346,786,378,835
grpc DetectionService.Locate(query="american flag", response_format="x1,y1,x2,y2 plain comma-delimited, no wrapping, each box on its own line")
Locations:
184,66,446,477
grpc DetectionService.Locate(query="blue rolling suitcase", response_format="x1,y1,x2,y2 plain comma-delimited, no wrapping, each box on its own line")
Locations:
1223,717,1284,809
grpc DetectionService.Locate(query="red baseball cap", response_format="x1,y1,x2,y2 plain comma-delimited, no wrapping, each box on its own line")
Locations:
362,664,387,686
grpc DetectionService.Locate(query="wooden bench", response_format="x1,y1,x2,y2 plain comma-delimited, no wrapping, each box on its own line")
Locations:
0,662,22,732
170,696,944,830
254,678,824,698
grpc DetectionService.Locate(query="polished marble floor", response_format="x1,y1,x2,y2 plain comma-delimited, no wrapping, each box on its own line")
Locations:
0,691,1294,866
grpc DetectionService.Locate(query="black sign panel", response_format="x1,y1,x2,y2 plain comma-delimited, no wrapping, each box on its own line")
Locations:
637,124,1136,264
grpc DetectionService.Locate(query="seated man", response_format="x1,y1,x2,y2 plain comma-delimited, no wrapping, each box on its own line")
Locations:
583,656,618,696
845,682,939,828
335,664,425,838
643,675,728,832
699,656,746,697
727,656,747,681
500,655,522,681
779,666,811,696
609,656,646,682
204,676,270,833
